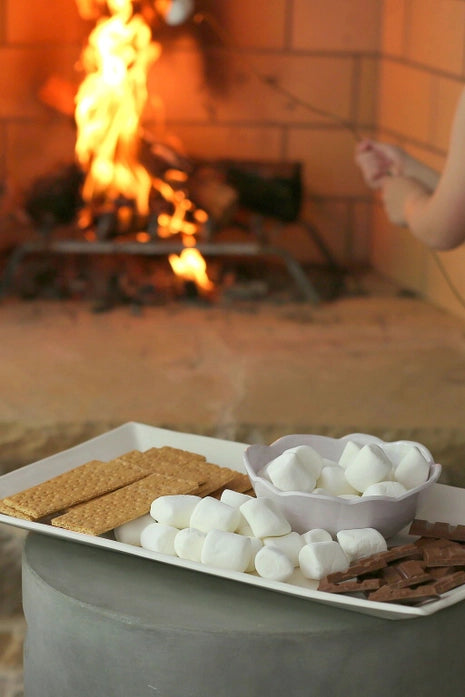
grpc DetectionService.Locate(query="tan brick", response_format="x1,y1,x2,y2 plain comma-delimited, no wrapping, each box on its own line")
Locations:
382,0,407,56
287,128,367,197
292,0,382,52
356,57,379,127
407,0,465,76
377,60,433,142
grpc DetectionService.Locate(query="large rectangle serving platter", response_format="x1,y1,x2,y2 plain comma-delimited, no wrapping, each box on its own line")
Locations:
1,422,465,621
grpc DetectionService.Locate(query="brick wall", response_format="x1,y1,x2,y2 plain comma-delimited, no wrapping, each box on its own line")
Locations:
373,0,465,317
0,0,382,265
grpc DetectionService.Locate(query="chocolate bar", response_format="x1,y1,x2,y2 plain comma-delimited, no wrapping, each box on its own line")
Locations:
409,519,465,542
368,584,439,605
384,560,432,588
432,570,465,594
422,540,465,567
319,578,381,594
323,554,388,584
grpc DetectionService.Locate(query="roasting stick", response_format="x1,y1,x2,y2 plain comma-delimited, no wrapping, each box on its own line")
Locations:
193,11,363,143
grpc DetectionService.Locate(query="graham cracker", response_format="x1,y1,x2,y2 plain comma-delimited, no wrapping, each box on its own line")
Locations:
209,472,253,499
2,451,161,519
138,446,210,483
0,499,36,521
51,472,200,535
194,465,243,498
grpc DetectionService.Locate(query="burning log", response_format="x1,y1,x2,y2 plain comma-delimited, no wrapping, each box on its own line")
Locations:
221,160,302,223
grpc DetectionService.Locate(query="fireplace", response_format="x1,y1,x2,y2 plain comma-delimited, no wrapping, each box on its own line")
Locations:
0,0,380,305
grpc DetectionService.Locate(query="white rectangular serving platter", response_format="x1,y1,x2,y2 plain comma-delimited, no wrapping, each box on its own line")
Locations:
1,421,465,621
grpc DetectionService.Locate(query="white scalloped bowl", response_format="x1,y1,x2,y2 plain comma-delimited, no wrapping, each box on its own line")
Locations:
243,433,442,539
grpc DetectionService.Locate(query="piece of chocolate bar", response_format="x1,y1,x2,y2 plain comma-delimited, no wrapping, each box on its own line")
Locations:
368,584,439,605
409,519,465,542
422,539,465,567
432,571,465,594
318,578,381,594
387,559,432,588
324,554,388,584
382,543,422,563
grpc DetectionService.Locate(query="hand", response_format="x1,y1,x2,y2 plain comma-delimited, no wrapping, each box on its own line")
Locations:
381,176,430,226
355,139,407,189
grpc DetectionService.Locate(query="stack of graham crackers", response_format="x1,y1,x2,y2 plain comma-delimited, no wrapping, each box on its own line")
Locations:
0,446,252,536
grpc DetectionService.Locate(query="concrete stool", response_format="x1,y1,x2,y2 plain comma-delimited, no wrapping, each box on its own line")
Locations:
23,532,465,697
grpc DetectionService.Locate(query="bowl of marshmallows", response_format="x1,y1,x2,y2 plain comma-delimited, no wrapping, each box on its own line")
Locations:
243,433,441,538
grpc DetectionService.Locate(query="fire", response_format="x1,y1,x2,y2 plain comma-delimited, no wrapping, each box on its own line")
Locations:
169,247,214,292
75,0,159,215
74,0,213,293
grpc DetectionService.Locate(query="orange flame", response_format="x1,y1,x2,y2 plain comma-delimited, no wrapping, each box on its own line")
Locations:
169,247,214,292
75,0,159,214
74,0,214,291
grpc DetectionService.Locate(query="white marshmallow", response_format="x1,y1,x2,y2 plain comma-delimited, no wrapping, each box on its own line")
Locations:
316,465,357,496
220,489,254,535
240,497,292,538
114,514,153,546
339,494,361,500
189,496,241,533
254,546,294,582
299,541,349,580
150,495,201,528
312,487,332,496
220,489,254,508
287,445,324,478
362,481,407,498
302,528,333,544
394,446,430,490
140,523,178,555
336,528,387,562
246,537,264,572
263,531,303,567
174,527,206,562
322,457,338,468
236,517,254,536
344,444,393,493
338,440,362,469
201,529,252,573
266,451,316,493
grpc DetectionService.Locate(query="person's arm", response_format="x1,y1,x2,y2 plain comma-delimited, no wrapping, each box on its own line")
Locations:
382,87,465,250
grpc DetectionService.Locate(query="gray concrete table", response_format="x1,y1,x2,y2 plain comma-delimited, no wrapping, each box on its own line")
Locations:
22,532,465,697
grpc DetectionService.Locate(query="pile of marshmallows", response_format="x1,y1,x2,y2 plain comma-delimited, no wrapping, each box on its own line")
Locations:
259,440,431,498
114,441,432,584
115,489,387,583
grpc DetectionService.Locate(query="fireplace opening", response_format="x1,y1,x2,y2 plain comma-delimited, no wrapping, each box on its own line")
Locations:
1,0,356,310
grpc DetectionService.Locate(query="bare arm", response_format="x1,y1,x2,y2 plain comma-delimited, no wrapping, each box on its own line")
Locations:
383,88,465,250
